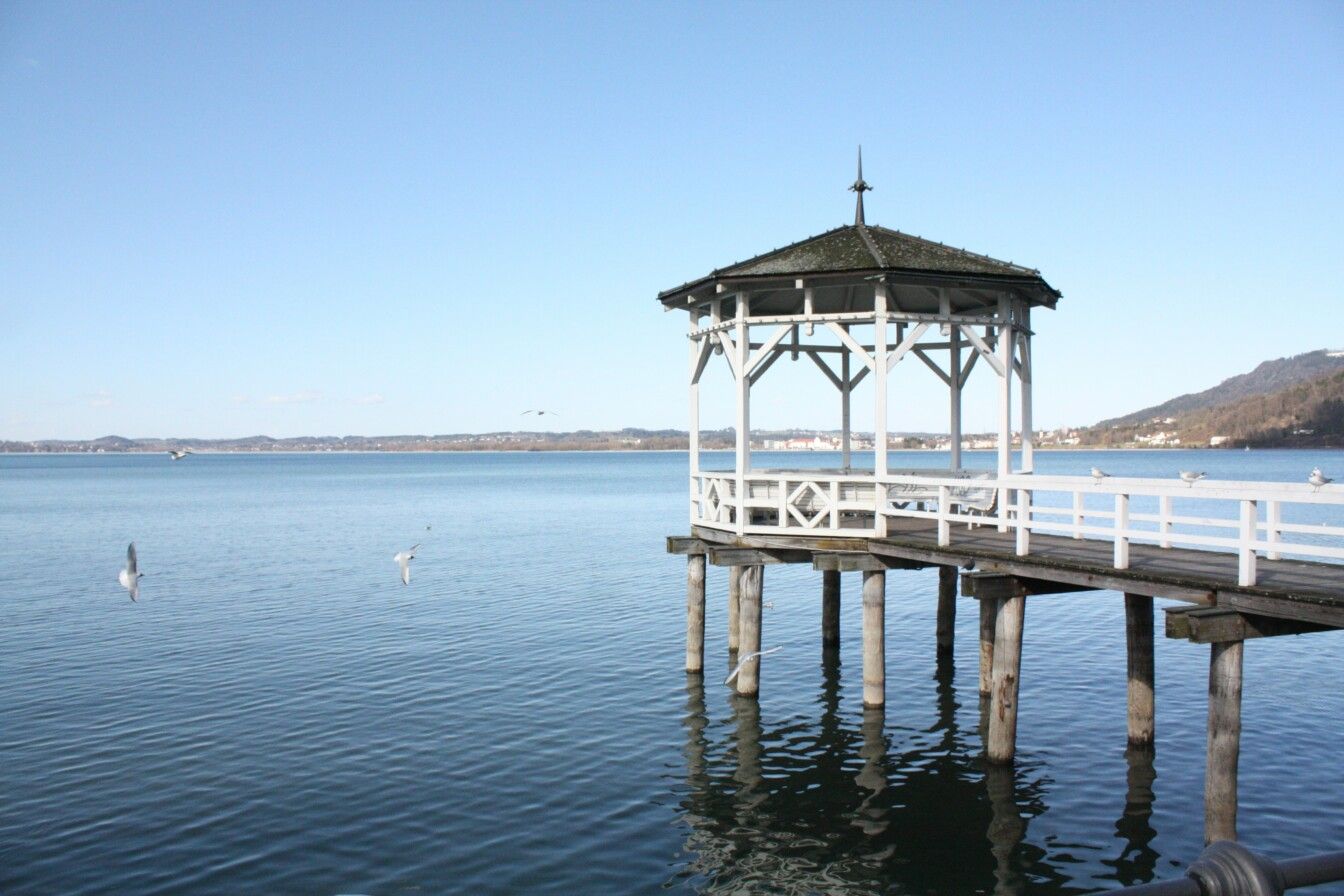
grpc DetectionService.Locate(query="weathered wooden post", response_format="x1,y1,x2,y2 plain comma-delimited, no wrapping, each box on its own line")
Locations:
979,596,997,697
686,553,706,674
987,594,1025,763
822,569,841,651
862,569,886,707
727,565,743,653
735,565,764,697
1205,639,1243,843
937,565,957,660
1125,593,1155,746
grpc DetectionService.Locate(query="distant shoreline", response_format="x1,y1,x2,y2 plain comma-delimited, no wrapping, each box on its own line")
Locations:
3,445,1337,456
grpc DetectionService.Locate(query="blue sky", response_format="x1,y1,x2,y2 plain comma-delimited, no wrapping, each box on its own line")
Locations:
2,1,1341,440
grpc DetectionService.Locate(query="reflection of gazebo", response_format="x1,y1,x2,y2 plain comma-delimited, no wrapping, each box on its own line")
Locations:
659,154,1060,537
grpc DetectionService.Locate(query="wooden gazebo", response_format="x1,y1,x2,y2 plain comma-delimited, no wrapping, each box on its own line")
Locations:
659,154,1061,538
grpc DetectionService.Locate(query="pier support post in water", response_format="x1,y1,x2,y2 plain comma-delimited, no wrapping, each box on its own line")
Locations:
978,596,997,698
1205,639,1243,843
862,569,886,708
727,565,743,653
735,565,764,697
822,569,841,652
987,594,1025,764
685,554,706,674
1125,593,1155,746
937,565,957,660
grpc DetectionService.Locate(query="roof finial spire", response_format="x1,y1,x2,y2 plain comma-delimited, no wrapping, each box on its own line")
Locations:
849,145,871,226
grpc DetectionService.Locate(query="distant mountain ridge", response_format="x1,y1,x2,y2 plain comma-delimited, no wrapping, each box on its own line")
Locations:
1096,349,1344,428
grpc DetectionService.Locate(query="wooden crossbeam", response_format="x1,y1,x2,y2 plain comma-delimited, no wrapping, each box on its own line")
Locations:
805,350,843,389
912,347,951,385
667,536,714,555
707,547,813,567
956,324,1005,378
825,321,874,371
959,571,1101,601
1164,605,1338,643
1219,591,1344,629
812,552,928,572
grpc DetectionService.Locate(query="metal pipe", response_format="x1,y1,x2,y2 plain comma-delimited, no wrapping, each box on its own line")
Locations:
1098,844,1344,895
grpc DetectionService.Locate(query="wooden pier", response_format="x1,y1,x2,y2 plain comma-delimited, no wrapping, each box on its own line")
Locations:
669,520,1343,844
659,160,1344,845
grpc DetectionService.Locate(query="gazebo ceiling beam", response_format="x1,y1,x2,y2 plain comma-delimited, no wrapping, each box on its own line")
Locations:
689,310,998,339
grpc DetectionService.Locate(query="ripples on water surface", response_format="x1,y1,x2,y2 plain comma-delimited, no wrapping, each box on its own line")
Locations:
1,450,1342,895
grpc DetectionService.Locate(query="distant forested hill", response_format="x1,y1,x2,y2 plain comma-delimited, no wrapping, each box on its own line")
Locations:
1079,352,1344,447
1095,349,1344,428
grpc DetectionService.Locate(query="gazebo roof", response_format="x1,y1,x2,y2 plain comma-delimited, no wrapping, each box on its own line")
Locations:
657,221,1062,308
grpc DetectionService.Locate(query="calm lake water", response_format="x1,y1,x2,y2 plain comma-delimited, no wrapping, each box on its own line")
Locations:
2,449,1342,895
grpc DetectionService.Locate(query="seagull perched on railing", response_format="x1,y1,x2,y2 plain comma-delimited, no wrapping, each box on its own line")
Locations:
725,646,782,686
1179,471,1206,487
1090,467,1109,483
167,448,193,461
394,544,420,585
1309,468,1333,491
118,542,143,601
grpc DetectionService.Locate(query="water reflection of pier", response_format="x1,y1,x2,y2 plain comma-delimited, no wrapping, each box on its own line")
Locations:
670,659,1154,894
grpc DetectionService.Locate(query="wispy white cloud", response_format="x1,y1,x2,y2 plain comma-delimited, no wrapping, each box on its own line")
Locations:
87,390,113,408
350,393,385,406
263,390,322,405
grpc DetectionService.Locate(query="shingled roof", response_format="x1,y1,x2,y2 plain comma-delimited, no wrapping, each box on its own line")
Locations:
657,221,1061,306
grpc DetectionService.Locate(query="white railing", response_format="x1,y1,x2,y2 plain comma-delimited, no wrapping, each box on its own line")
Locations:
690,469,1344,587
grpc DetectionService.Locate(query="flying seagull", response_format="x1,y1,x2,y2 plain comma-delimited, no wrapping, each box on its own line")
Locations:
168,448,193,461
520,410,557,416
1309,468,1333,491
725,646,782,686
1179,471,1206,487
1090,466,1109,483
394,544,420,586
118,542,143,601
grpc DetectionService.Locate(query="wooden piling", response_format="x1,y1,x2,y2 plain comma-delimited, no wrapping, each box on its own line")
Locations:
979,596,997,697
1205,639,1243,844
727,565,742,653
1125,593,1155,746
735,565,764,697
685,554,706,674
822,569,841,650
987,594,1025,764
937,565,957,659
862,569,886,708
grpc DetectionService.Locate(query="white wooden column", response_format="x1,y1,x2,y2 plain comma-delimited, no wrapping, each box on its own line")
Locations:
949,319,962,471
735,294,751,535
1018,307,1033,474
688,311,702,500
873,285,889,536
996,298,1014,530
841,346,852,470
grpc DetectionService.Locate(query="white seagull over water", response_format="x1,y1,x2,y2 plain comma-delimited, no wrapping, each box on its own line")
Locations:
1179,471,1206,487
167,448,193,461
1309,468,1333,491
118,542,143,601
394,544,420,585
1090,467,1109,483
725,646,782,686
